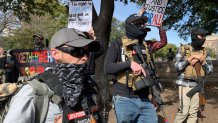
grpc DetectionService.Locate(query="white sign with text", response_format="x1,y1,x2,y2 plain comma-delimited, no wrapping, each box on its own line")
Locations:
68,1,92,31
144,0,168,27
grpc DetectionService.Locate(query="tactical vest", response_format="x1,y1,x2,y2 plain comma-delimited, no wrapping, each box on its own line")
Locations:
38,71,100,123
180,45,206,79
116,36,152,91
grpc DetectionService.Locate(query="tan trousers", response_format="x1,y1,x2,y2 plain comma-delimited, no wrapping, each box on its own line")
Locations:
174,86,199,123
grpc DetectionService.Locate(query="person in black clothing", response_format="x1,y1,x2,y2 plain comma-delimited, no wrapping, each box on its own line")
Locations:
104,8,167,123
5,50,19,83
167,48,175,61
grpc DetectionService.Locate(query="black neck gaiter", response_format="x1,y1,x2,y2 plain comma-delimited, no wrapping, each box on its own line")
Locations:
191,39,205,50
52,63,87,108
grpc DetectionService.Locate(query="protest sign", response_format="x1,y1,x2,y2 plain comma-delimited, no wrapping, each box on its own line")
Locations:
68,1,92,31
144,0,168,26
12,49,55,76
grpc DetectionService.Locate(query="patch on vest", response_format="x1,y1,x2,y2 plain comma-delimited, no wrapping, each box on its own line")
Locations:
68,111,99,123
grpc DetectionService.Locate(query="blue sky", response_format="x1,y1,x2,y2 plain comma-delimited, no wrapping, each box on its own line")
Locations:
92,0,191,46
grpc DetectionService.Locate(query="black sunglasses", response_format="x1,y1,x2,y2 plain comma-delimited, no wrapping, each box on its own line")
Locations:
56,46,89,57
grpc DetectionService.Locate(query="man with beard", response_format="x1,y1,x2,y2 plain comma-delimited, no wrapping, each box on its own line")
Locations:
174,27,213,123
104,9,167,123
3,28,100,123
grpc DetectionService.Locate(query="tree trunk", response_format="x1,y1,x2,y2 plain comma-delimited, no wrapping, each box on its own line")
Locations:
93,0,114,122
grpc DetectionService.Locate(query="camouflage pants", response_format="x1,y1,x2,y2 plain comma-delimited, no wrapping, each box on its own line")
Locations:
0,69,6,83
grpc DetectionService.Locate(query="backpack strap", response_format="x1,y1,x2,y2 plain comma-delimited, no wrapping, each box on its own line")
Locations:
28,79,55,123
28,70,63,123
37,70,63,104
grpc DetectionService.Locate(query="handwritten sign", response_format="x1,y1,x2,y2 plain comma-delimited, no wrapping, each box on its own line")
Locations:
143,0,168,26
13,49,55,76
68,1,92,31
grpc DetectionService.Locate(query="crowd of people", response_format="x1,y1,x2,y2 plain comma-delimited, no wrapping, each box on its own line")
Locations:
0,8,214,123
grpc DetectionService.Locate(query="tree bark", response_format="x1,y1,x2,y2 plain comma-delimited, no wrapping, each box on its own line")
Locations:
92,0,114,122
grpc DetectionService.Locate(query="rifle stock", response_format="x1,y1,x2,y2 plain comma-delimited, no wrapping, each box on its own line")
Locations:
186,62,205,97
186,83,202,97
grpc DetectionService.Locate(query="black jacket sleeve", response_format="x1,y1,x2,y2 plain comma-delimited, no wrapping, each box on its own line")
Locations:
94,41,104,59
104,42,131,74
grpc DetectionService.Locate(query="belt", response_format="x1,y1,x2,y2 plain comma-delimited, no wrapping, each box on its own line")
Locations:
180,80,198,87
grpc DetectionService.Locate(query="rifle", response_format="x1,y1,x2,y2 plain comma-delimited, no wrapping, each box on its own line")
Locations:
133,43,169,123
186,61,206,120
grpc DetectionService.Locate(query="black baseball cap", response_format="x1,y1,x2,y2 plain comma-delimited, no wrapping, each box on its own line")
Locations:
191,27,211,35
33,34,44,40
125,14,148,24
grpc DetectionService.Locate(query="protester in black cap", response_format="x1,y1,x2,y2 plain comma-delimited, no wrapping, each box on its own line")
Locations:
33,34,45,50
104,8,167,123
3,28,100,123
174,27,213,123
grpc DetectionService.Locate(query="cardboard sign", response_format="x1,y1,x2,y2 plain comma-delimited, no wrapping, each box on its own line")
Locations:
12,49,55,76
68,1,92,31
144,0,168,26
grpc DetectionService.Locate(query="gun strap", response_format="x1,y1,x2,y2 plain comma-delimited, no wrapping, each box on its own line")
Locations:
194,62,202,77
142,42,151,63
125,70,130,89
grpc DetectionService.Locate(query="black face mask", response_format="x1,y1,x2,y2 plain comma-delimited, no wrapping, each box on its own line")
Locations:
125,23,147,39
125,14,148,40
125,22,147,39
191,34,206,50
